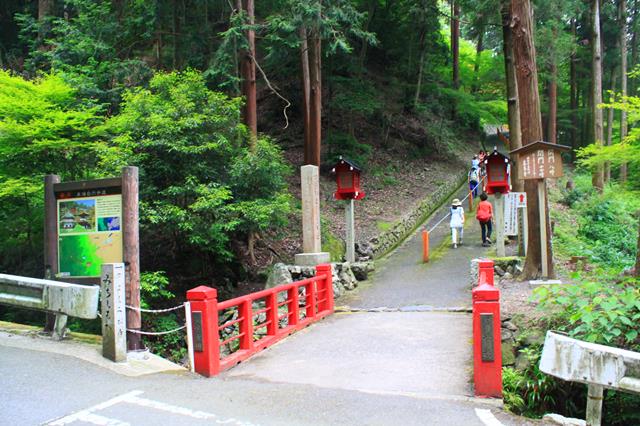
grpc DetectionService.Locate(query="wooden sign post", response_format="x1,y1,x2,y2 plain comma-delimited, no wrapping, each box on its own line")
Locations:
44,167,140,350
510,142,570,277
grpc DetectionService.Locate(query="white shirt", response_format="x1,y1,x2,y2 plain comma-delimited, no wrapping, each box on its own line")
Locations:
450,206,464,228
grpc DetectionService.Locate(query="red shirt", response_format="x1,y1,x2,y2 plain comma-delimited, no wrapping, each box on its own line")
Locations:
476,200,493,221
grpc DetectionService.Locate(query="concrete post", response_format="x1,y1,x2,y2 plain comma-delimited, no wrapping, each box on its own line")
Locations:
44,174,60,333
101,263,127,362
586,384,603,426
494,192,506,257
345,199,355,263
301,165,321,253
295,165,330,266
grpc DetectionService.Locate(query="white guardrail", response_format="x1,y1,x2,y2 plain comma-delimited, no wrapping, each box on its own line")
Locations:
539,331,640,426
0,273,99,339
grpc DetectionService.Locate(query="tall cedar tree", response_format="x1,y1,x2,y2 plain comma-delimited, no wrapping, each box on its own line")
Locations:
511,0,554,278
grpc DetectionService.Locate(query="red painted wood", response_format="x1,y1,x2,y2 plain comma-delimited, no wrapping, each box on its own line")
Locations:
188,264,334,377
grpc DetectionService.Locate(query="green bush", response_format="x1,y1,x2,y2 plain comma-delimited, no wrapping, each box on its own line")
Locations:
502,347,559,418
109,69,292,277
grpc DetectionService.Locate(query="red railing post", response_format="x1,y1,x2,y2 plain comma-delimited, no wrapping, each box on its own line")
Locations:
266,292,278,336
239,299,253,350
288,286,299,326
472,259,502,398
316,263,333,313
306,281,316,319
478,259,495,286
186,286,220,377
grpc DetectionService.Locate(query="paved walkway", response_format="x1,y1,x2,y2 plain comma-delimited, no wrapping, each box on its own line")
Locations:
226,184,492,403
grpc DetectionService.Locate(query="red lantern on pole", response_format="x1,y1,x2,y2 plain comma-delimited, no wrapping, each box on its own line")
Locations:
332,157,365,200
484,148,510,195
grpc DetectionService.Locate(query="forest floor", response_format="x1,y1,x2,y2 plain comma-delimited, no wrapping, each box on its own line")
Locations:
236,131,482,286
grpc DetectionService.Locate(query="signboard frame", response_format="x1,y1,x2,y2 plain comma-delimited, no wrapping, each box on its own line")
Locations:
54,177,123,284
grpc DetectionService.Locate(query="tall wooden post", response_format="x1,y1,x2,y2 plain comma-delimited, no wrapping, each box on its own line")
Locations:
537,180,548,277
44,174,60,332
511,0,554,278
122,166,141,350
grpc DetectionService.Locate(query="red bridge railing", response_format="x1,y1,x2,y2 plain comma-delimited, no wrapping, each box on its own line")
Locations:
186,263,334,377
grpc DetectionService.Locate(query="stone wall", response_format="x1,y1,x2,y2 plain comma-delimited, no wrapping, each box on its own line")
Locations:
266,261,374,299
357,171,467,260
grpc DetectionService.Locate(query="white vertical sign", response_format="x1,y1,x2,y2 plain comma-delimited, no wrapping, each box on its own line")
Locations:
101,263,127,362
504,193,519,236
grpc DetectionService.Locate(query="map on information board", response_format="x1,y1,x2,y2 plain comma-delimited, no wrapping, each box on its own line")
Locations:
57,192,123,277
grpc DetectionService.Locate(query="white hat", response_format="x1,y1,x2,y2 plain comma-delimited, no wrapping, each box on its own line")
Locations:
452,199,462,206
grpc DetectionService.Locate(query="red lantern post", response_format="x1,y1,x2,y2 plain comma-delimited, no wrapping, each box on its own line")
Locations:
332,157,365,263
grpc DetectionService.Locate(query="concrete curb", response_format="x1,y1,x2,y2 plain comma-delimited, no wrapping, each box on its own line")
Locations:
0,327,187,377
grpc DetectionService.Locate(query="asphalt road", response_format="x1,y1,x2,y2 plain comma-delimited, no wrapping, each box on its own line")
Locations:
1,344,529,426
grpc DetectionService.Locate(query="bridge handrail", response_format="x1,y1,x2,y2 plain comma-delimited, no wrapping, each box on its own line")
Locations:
0,273,99,319
187,264,334,377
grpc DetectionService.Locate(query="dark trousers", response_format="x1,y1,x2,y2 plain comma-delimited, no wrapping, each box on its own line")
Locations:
470,181,479,197
480,220,492,243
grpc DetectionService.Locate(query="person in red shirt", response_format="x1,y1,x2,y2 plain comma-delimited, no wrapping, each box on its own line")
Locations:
476,193,493,247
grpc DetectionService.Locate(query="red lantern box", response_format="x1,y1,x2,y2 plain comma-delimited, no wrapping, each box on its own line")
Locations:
332,157,365,200
484,148,510,195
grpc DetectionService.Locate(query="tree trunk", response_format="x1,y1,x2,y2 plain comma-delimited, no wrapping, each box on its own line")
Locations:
631,0,639,97
308,13,322,167
38,0,54,43
547,60,557,144
452,0,460,90
236,0,257,145
501,0,522,192
511,0,554,279
620,0,629,182
38,0,54,20
358,0,376,72
472,25,485,94
414,30,427,107
300,26,312,164
570,19,578,162
591,0,605,191
605,67,617,183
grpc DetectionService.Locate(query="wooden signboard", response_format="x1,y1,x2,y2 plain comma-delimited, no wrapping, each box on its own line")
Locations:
54,178,123,281
509,141,571,180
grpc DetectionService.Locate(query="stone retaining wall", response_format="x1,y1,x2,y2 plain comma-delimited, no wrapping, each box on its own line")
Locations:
266,261,375,299
358,171,468,260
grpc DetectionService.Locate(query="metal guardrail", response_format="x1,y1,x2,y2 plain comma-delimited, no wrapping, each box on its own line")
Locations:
539,331,640,425
0,273,99,339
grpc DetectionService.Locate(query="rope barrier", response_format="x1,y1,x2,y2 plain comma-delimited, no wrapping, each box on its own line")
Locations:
426,175,486,234
126,303,186,313
126,326,186,336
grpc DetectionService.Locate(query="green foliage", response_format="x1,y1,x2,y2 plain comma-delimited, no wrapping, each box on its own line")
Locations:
17,0,153,107
534,279,640,349
140,271,174,309
142,313,188,363
109,69,291,273
553,173,639,269
0,70,109,274
502,347,559,418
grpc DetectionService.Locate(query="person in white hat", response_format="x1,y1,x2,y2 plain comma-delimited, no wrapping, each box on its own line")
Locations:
449,198,465,248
